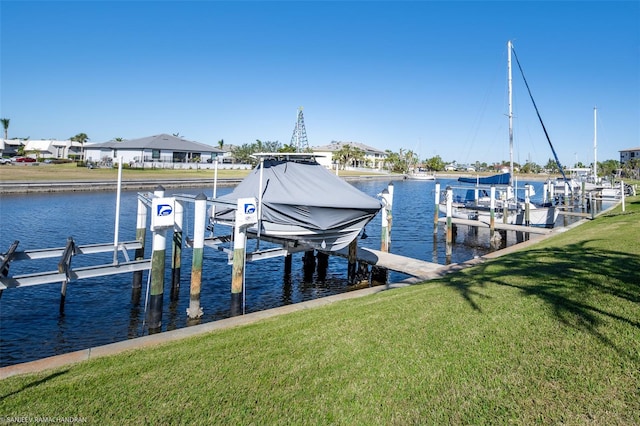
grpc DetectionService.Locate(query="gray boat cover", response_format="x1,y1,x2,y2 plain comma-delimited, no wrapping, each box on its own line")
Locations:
214,158,383,231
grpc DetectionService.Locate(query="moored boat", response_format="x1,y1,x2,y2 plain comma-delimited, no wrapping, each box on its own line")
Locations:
212,153,383,251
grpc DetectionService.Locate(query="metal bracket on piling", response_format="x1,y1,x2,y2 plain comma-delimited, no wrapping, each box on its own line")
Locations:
58,237,78,279
1,240,20,276
0,240,20,297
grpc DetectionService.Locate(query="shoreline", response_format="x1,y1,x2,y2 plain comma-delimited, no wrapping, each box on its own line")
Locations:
0,173,555,194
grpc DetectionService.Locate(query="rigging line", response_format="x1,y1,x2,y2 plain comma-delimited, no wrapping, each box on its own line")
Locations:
510,45,570,187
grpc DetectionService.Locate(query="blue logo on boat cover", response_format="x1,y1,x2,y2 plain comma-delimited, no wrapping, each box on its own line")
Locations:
244,203,256,214
157,204,173,216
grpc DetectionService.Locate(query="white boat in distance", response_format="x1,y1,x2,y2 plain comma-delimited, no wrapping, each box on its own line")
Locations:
212,153,383,252
406,168,436,180
440,174,559,228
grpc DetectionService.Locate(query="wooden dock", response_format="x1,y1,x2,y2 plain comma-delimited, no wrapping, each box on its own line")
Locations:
437,217,553,235
330,246,459,280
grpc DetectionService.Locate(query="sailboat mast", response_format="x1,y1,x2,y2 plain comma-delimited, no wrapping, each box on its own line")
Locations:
508,40,514,186
593,106,598,180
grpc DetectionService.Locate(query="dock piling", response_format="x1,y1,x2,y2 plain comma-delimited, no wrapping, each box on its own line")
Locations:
132,198,148,300
171,200,184,300
147,186,168,332
445,186,453,260
187,193,207,320
380,183,394,253
434,182,440,235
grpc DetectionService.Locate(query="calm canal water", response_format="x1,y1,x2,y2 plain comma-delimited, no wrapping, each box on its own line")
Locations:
0,178,595,366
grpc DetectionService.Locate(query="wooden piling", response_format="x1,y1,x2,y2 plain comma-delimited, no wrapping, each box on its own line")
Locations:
303,250,316,283
231,221,247,317
445,186,453,260
132,198,147,296
187,193,207,320
380,183,394,253
524,184,531,226
316,251,329,282
147,186,167,331
171,200,184,300
434,182,440,235
284,253,292,276
347,239,357,283
621,180,626,212
489,186,496,240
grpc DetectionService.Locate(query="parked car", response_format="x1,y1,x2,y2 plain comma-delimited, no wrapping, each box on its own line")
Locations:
14,156,37,163
0,158,12,165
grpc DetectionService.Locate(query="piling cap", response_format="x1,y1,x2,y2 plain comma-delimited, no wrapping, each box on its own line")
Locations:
195,193,207,200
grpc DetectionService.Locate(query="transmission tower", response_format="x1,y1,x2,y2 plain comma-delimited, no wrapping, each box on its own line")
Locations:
290,107,309,152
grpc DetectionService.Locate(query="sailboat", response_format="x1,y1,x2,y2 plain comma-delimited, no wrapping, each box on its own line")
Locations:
439,41,559,228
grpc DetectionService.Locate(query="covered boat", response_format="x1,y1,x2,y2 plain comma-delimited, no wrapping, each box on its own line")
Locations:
213,153,383,251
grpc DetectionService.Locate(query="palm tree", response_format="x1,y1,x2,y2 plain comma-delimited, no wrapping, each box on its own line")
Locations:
218,139,224,150
70,133,90,162
1,118,9,139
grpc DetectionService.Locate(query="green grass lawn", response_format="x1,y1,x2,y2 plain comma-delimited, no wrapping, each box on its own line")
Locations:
1,198,639,425
0,162,386,182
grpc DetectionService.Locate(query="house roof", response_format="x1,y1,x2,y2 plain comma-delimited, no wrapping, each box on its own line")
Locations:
619,147,640,152
87,134,223,153
312,140,386,155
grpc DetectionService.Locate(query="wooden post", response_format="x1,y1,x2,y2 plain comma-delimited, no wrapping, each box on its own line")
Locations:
284,253,292,276
303,250,316,283
231,222,247,316
564,182,570,207
445,186,453,260
231,197,257,316
316,251,329,282
132,198,147,299
171,200,184,301
503,190,508,224
347,239,357,284
489,186,496,240
147,186,167,332
380,183,394,253
187,193,207,320
434,182,440,235
524,184,531,226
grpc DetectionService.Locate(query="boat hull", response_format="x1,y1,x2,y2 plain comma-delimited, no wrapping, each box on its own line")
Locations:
439,202,558,228
248,214,375,252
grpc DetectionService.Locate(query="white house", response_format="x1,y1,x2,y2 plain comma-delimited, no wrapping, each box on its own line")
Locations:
311,141,387,170
85,134,225,168
0,138,81,160
619,147,640,165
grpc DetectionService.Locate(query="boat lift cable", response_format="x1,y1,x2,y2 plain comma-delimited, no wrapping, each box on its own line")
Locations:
511,45,570,188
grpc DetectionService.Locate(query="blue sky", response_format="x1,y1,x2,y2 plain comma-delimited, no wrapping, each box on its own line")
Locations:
1,1,638,166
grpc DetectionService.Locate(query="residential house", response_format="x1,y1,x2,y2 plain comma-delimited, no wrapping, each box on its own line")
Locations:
311,141,387,170
619,147,640,165
85,134,225,168
0,139,81,160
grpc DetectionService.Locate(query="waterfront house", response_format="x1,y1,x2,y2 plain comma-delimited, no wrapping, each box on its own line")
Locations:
619,147,640,165
84,134,225,168
312,141,387,171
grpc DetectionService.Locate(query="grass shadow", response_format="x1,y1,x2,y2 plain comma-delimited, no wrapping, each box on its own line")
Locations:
442,241,640,360
0,370,68,401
